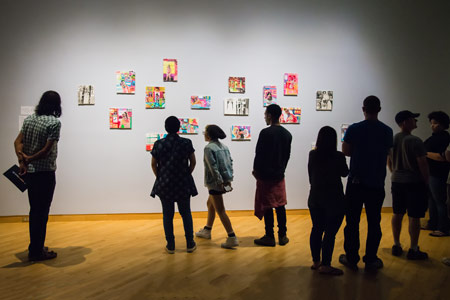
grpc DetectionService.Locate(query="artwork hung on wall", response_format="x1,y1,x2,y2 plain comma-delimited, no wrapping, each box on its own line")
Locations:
78,85,95,105
280,107,301,124
145,87,165,109
316,91,333,111
263,86,277,106
224,98,249,116
179,118,199,134
109,108,132,129
116,71,135,94
163,59,178,82
283,73,298,96
146,133,167,151
228,77,245,93
341,124,349,142
231,125,251,141
191,96,211,109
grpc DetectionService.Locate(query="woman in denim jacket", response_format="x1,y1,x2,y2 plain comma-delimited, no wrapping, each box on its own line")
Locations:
195,125,239,248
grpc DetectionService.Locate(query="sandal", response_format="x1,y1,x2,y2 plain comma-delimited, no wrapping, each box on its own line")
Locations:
319,266,344,276
429,230,449,237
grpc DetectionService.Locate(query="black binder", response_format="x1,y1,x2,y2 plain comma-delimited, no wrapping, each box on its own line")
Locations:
3,165,27,192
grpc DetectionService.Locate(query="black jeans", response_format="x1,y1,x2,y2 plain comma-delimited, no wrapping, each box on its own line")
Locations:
343,182,385,264
309,208,344,266
264,205,287,237
27,171,56,256
160,198,194,247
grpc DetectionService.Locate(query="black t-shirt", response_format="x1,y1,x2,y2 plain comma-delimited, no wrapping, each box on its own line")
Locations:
424,130,450,179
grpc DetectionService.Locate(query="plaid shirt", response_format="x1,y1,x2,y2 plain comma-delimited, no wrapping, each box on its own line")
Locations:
21,114,61,172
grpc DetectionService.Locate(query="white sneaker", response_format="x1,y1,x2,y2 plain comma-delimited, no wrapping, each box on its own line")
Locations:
221,236,239,249
195,228,211,239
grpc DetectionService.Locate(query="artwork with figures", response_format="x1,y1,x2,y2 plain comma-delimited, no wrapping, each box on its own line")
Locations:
231,125,251,141
316,91,333,111
224,98,249,116
228,77,245,93
146,133,167,151
191,96,211,109
179,118,199,134
109,108,132,129
78,85,95,105
341,124,349,142
145,87,165,109
163,59,178,82
116,71,135,94
283,73,298,96
280,107,301,124
263,86,277,106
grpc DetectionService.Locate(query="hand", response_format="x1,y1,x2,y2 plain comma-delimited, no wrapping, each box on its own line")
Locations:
18,151,31,165
223,182,233,192
252,170,259,180
19,161,27,176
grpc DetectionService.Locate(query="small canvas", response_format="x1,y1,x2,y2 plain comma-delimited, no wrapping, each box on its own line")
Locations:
228,77,245,93
224,98,249,116
191,96,211,109
110,108,132,129
231,126,251,141
145,87,165,109
78,85,95,105
316,91,333,111
341,124,350,142
283,73,298,96
146,133,167,151
116,71,135,94
163,59,178,82
280,107,301,124
179,118,199,134
263,86,277,106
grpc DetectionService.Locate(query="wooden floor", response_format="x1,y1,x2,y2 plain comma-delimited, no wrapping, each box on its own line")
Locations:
0,213,449,300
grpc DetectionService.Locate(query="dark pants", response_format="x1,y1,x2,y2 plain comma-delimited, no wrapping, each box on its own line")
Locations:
160,198,194,247
27,171,56,256
309,208,344,266
343,182,385,264
428,176,450,232
264,205,287,237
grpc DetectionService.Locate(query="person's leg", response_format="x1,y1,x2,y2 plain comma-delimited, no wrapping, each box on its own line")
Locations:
392,214,404,245
321,213,344,266
206,195,216,228
176,199,194,246
343,182,364,264
275,205,287,237
264,208,275,238
363,187,385,263
409,217,421,249
406,182,428,259
209,194,234,234
429,176,450,234
309,208,325,266
160,199,175,248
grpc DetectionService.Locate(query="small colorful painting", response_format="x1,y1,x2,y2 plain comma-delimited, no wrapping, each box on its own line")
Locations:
280,107,301,124
224,98,249,116
228,77,245,93
109,108,132,129
316,91,333,111
78,85,95,105
341,124,350,142
231,126,251,141
163,59,178,82
179,118,199,134
145,87,165,109
283,73,298,96
191,96,211,109
263,86,277,106
116,71,135,94
146,133,167,151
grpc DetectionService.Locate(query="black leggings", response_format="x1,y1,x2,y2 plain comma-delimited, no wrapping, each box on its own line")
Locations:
264,206,287,237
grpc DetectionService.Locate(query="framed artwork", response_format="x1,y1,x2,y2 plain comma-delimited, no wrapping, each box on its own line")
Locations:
109,108,132,129
179,118,199,134
283,73,298,96
341,124,350,142
224,98,249,116
146,133,167,151
280,107,301,124
228,77,245,93
191,96,211,109
316,91,333,111
145,87,165,109
163,59,178,82
78,85,95,105
116,71,135,94
231,125,251,141
263,86,277,106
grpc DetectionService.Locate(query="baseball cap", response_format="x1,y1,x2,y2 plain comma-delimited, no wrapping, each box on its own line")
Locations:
395,110,420,124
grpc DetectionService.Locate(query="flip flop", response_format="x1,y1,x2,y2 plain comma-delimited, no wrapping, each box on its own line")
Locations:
429,231,449,237
319,266,344,276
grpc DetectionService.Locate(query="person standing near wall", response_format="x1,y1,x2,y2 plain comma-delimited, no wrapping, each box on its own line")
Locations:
339,96,393,272
14,91,62,261
253,104,292,246
442,145,450,266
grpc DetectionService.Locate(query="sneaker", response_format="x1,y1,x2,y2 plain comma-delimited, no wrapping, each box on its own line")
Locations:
28,250,57,262
221,236,239,249
364,258,383,271
279,235,289,246
338,254,358,271
442,257,450,266
392,245,403,256
165,246,175,254
254,235,276,247
195,228,211,239
407,247,428,260
187,241,197,253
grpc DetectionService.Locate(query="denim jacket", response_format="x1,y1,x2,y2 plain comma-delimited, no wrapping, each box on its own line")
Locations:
204,140,233,191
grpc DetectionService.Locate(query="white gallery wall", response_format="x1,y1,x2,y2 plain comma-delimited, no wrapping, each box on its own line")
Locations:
0,0,449,216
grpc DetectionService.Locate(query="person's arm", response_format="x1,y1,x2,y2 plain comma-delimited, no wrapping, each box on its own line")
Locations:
387,148,393,172
416,155,430,184
188,152,196,174
252,131,266,179
151,157,158,177
342,141,351,157
14,132,27,175
20,140,56,164
426,152,446,162
446,147,450,162
204,147,223,186
340,152,349,177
